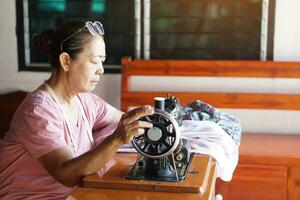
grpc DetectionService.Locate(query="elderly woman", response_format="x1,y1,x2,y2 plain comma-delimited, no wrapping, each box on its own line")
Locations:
0,20,153,199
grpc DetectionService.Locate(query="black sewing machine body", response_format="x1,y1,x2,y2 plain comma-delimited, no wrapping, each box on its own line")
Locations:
126,95,193,182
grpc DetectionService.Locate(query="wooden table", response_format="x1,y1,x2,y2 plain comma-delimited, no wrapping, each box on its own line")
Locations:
69,153,217,200
216,133,300,200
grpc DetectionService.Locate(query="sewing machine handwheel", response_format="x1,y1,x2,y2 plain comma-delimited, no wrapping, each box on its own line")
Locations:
132,109,180,159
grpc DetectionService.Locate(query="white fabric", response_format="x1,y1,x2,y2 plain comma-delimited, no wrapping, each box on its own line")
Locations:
118,120,239,181
180,120,238,181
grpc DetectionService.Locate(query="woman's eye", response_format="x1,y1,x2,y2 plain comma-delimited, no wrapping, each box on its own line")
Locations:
91,60,100,64
90,56,106,64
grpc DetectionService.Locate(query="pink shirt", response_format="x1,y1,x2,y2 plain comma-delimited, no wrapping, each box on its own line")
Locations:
0,87,118,199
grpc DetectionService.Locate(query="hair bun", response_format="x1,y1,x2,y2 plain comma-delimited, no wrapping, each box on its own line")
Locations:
33,29,54,52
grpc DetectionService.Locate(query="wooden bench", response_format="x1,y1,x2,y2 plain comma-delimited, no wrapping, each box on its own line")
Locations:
0,91,27,138
121,57,300,200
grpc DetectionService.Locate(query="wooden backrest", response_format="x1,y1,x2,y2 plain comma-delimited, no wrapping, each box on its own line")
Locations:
121,57,300,111
0,91,27,138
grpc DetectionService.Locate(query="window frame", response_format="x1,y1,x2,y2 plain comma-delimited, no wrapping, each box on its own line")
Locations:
266,0,275,60
16,0,127,73
16,0,275,73
144,0,275,61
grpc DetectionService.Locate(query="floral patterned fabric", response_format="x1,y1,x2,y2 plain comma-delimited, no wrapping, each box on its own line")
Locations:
181,100,242,146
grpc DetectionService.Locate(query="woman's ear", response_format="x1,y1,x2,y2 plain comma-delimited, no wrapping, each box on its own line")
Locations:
59,52,71,72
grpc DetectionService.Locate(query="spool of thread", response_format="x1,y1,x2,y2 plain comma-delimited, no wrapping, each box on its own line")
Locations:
154,97,165,111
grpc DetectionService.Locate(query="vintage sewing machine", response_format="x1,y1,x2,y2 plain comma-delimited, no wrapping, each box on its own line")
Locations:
126,95,194,182
72,94,217,199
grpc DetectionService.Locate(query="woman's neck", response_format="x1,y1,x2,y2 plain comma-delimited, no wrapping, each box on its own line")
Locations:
46,72,77,105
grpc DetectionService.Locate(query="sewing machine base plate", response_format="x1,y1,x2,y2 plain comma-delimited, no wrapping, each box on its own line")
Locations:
81,153,214,194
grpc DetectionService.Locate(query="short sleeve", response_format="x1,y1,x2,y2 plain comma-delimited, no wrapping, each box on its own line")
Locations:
78,93,119,145
92,95,119,145
93,98,118,131
16,103,67,159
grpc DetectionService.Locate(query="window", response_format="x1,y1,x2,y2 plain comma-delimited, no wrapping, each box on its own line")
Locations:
148,0,272,60
16,0,275,73
16,0,135,73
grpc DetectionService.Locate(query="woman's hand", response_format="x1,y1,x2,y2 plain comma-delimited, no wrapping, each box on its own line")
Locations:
113,105,154,144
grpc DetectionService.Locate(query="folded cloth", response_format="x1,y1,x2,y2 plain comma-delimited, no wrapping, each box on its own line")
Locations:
180,120,238,181
118,144,137,153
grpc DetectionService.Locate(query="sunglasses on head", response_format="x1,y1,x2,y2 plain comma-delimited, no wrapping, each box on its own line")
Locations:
60,21,105,52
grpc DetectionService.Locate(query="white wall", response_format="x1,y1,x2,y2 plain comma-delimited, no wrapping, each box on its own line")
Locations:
1,0,300,133
274,0,300,61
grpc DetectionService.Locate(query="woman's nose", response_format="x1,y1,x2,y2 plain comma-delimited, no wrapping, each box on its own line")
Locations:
96,65,104,75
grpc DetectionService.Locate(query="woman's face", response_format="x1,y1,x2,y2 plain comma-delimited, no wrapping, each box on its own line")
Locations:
67,35,106,93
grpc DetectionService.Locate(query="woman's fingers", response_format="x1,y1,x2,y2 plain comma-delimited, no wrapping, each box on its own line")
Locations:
126,121,152,140
124,127,147,143
128,120,153,131
122,105,154,124
117,105,155,144
129,127,146,137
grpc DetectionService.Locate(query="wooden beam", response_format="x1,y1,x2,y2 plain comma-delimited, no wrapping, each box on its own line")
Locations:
123,59,300,78
121,92,300,111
